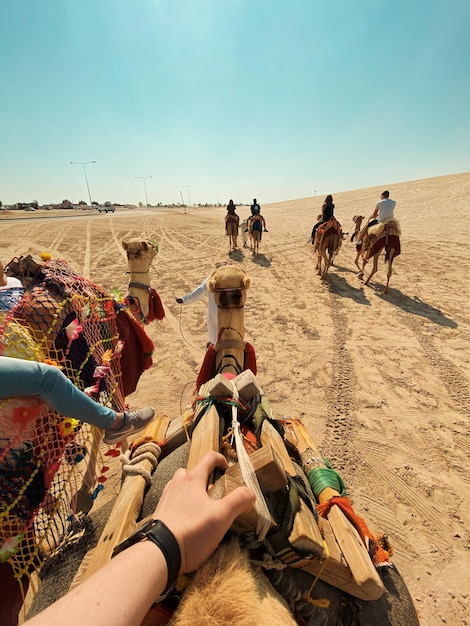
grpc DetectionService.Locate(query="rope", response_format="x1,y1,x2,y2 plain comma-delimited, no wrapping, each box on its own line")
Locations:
229,380,271,541
147,264,206,354
307,466,347,499
304,539,331,608
120,442,162,486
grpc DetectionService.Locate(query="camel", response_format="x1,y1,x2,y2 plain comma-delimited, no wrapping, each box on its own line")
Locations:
250,228,261,257
313,218,342,279
350,214,365,243
358,219,401,294
195,264,256,389
354,215,374,271
122,238,165,325
225,212,239,253
0,257,156,625
23,264,419,626
247,213,266,258
208,265,251,377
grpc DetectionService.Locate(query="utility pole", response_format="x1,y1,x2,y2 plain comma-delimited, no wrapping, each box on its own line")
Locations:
184,185,195,208
70,161,96,206
135,176,152,209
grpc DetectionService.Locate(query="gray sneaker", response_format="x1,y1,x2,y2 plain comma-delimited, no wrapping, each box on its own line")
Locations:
103,407,155,444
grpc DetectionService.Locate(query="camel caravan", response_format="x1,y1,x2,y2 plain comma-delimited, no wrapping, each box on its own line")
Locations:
0,252,419,625
311,192,401,293
225,200,268,258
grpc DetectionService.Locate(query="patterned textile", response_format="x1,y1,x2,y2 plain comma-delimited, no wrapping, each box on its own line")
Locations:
0,259,153,589
314,217,342,252
363,220,401,262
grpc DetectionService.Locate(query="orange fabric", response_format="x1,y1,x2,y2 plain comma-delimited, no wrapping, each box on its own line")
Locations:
317,496,391,565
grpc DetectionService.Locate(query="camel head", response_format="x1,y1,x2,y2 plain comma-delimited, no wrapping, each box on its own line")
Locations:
122,239,161,323
122,238,157,275
207,265,251,309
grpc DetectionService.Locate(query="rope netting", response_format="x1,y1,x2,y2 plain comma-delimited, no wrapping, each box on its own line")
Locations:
0,259,141,585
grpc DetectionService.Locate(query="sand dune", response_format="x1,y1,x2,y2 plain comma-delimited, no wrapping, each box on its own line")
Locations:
1,172,469,626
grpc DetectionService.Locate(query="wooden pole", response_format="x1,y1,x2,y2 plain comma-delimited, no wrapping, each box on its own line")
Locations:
70,414,171,589
260,420,325,559
284,419,384,600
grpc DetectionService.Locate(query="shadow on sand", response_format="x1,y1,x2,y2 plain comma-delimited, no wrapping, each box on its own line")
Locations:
227,249,272,267
323,265,456,328
250,253,272,267
375,288,458,328
325,271,371,305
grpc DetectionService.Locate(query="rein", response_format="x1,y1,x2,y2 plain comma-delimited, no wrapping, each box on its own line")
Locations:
126,268,150,275
128,281,151,290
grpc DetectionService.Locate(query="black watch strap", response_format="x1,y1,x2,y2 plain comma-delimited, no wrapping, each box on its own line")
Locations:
112,519,181,596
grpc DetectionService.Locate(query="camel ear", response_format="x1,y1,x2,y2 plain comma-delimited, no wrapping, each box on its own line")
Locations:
122,240,129,251
242,276,251,290
207,278,217,293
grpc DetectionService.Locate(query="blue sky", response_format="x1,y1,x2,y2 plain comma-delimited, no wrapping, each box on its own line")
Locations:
1,0,469,206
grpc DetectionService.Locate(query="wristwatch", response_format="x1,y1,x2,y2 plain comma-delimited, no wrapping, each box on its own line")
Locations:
112,519,181,596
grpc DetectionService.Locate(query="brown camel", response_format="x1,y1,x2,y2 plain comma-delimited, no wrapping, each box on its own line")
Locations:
314,218,342,279
207,264,251,378
122,238,165,324
225,211,240,253
358,219,401,294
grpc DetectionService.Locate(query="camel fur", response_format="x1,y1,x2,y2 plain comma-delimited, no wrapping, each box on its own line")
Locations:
358,218,401,294
225,216,239,253
122,238,157,322
207,265,251,377
170,538,296,626
314,220,342,280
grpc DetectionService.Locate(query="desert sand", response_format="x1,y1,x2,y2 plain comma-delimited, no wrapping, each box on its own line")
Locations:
1,172,469,625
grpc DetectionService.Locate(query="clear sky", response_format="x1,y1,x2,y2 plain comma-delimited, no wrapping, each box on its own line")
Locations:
1,0,469,206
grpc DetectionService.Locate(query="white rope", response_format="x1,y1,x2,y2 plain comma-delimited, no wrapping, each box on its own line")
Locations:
120,442,162,486
229,381,271,541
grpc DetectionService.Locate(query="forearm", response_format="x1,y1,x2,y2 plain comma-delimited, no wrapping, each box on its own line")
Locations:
181,281,207,304
25,541,167,626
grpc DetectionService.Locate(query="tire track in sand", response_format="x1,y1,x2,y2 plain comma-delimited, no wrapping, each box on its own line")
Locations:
401,315,470,417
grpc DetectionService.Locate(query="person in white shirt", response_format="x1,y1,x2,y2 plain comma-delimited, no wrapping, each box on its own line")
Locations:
370,190,396,225
176,261,232,345
240,218,248,248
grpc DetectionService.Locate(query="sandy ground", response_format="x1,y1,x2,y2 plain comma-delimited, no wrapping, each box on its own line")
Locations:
2,172,469,626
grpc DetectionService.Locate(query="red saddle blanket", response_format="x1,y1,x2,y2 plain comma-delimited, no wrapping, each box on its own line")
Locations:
315,217,342,249
365,221,401,260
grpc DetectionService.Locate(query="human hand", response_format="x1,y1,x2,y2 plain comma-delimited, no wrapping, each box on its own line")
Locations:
175,298,183,304
153,451,255,573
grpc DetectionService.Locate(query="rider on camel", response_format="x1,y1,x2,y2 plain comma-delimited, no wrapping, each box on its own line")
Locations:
311,194,335,247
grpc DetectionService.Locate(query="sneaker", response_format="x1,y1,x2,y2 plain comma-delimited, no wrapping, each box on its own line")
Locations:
103,407,155,444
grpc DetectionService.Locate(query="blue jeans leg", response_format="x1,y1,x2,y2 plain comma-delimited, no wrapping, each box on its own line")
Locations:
0,356,116,429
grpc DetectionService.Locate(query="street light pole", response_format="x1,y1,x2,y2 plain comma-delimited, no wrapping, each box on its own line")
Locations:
70,161,96,206
135,176,152,209
213,189,222,206
184,185,195,208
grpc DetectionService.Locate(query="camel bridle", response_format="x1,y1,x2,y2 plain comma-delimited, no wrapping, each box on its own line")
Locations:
125,249,155,275
213,286,246,309
215,326,245,375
